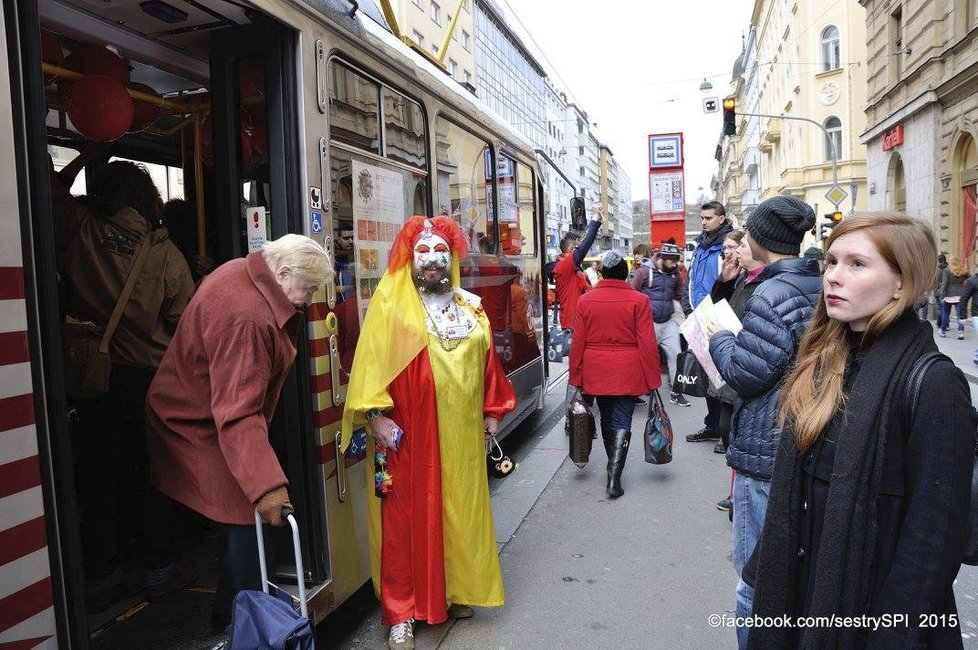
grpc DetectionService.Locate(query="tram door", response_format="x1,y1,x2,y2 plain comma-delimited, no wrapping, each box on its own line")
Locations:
208,22,329,585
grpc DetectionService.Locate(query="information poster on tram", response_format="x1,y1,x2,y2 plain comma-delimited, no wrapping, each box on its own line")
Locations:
352,160,405,322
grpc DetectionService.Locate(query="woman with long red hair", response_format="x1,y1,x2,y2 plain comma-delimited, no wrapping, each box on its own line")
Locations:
744,213,975,649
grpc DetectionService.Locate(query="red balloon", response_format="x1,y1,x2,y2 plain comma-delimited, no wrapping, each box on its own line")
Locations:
62,45,129,97
41,31,63,85
68,74,134,142
128,82,161,133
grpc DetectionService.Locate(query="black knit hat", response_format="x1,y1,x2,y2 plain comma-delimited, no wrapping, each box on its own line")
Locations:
745,196,817,255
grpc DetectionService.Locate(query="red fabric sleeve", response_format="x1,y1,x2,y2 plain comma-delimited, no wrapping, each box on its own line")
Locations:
206,320,288,503
484,342,517,420
569,302,586,388
635,300,662,392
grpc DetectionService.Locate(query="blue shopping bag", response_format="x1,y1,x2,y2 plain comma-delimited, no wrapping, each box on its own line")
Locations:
228,509,315,650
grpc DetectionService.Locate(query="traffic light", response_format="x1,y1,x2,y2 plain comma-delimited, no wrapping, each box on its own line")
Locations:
820,211,844,239
722,97,736,136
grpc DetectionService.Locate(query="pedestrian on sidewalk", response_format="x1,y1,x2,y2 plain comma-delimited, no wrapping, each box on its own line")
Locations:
686,201,734,444
745,213,975,650
570,251,661,498
709,230,767,513
938,255,969,338
704,195,820,649
959,269,978,365
341,217,516,650
146,234,333,632
631,243,689,407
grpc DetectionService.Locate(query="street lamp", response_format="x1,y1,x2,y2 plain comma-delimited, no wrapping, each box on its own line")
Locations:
699,78,713,93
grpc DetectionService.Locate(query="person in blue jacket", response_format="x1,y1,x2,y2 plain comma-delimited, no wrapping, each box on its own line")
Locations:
685,201,734,443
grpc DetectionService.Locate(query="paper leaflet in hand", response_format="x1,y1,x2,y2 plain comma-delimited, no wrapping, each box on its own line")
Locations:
678,296,743,390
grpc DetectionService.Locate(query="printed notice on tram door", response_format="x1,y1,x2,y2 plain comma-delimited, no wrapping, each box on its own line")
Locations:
352,161,405,323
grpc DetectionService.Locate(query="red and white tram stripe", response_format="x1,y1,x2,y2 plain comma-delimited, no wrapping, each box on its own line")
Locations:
0,51,57,646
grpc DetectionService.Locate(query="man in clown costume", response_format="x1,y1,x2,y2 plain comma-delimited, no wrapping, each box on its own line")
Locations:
342,216,516,650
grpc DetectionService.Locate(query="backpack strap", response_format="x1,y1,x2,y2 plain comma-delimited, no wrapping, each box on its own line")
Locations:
98,236,153,355
901,350,948,426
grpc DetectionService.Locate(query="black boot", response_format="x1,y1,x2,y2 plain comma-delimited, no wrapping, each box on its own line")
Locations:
606,429,631,499
601,427,614,475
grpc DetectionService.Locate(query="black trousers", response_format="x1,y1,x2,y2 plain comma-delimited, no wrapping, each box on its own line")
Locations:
211,523,273,627
77,364,174,579
704,395,722,433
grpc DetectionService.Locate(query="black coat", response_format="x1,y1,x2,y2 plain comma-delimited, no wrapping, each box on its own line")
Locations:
747,315,976,649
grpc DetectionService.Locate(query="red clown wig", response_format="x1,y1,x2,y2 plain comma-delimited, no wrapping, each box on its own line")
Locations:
388,215,468,272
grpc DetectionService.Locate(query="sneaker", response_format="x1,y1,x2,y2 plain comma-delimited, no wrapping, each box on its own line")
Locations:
686,427,721,442
717,497,732,512
940,331,947,338
669,393,691,407
633,397,647,405
448,604,474,619
389,619,415,650
959,333,965,340
145,562,198,599
713,440,726,454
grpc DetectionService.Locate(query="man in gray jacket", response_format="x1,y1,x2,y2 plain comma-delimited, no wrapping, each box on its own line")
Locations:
705,195,820,648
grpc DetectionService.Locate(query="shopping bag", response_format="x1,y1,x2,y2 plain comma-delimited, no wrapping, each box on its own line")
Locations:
644,390,674,465
565,388,595,468
673,350,710,398
228,510,315,649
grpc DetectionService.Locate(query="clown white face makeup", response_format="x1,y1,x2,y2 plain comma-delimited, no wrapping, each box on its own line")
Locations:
413,233,453,294
413,233,451,270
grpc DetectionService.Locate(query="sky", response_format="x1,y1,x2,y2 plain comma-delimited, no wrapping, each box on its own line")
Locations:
501,0,756,203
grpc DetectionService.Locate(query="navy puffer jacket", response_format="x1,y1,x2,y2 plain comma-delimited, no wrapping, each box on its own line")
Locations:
708,258,822,480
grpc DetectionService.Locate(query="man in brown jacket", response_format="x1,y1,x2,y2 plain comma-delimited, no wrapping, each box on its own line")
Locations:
146,234,332,631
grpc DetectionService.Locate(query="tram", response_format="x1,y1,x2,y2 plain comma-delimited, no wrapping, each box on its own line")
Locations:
0,0,562,646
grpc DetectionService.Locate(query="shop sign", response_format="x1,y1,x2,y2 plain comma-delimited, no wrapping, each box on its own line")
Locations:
882,125,904,151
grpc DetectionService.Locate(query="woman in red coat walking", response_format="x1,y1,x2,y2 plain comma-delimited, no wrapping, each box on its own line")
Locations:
570,251,661,497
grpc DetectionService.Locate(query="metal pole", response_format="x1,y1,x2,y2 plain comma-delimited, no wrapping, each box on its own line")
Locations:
737,111,837,189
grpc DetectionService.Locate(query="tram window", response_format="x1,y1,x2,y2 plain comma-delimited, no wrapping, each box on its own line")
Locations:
48,145,87,196
110,157,184,202
434,117,495,254
496,156,536,257
329,61,381,155
383,88,426,170
329,149,428,332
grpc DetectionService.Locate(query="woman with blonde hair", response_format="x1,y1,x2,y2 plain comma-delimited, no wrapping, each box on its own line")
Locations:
744,213,975,649
939,255,970,338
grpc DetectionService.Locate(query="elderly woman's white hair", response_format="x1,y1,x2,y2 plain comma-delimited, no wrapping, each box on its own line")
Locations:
262,234,334,284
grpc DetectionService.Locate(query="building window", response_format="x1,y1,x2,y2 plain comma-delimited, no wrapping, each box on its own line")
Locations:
412,0,422,6
824,116,842,161
462,30,471,51
820,26,841,71
464,70,472,84
430,1,441,25
411,31,424,47
449,59,458,77
462,0,470,10
431,43,439,56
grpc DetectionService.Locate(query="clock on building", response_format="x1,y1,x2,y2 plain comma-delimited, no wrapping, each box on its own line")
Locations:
819,81,840,106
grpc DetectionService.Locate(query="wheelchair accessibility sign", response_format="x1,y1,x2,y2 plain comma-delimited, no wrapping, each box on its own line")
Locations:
310,211,323,235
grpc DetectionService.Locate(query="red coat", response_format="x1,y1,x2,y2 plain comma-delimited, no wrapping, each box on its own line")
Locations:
147,252,299,525
569,279,661,396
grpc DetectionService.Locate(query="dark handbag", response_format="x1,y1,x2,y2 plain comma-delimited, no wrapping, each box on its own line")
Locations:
486,434,516,478
565,388,595,468
673,350,710,398
905,351,978,565
61,237,152,401
644,390,674,465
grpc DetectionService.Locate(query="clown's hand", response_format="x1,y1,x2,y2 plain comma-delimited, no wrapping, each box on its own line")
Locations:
484,416,499,440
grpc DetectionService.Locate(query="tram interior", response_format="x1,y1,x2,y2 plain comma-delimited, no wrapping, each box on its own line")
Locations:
37,1,304,647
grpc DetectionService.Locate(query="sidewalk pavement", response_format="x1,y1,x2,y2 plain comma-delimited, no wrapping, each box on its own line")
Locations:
932,319,978,386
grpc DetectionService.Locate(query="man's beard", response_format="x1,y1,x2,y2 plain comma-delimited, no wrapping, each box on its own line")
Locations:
660,261,677,273
413,265,453,294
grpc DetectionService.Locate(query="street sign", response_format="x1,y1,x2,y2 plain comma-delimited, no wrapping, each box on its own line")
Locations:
648,133,684,169
703,97,719,114
649,169,685,219
825,184,848,206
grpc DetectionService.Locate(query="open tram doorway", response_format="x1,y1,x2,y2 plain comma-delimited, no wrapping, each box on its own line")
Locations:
21,1,325,646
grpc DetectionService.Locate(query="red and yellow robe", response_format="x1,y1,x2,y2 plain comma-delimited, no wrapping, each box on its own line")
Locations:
342,260,516,625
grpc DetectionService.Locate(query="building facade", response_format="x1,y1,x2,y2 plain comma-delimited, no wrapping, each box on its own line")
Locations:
860,0,978,262
395,0,476,86
719,0,869,241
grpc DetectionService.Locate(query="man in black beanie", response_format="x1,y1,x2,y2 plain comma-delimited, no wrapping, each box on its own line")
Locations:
703,194,822,648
